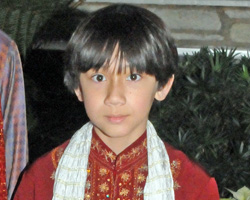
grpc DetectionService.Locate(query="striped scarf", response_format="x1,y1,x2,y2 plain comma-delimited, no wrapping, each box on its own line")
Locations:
52,121,174,200
0,98,7,200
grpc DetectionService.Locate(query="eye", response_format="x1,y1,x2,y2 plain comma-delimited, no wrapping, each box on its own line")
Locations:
126,73,141,81
92,74,106,82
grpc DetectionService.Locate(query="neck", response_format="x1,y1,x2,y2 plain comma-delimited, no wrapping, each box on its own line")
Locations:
102,137,130,155
94,128,145,155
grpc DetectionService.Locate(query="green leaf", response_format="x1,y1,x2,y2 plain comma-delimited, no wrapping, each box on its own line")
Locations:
227,186,250,200
241,65,250,81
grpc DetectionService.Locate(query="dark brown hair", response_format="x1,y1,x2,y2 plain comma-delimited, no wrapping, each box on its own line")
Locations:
64,3,178,92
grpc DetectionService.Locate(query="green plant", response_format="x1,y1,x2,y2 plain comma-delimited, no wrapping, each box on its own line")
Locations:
0,0,72,57
150,47,250,197
221,186,250,200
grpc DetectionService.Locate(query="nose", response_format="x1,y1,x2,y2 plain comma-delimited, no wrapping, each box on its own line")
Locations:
104,79,126,106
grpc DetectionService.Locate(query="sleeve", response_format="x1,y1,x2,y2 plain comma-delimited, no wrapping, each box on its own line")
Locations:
179,159,220,200
197,177,220,200
12,141,69,200
13,155,55,200
13,170,35,200
0,34,28,200
165,143,220,200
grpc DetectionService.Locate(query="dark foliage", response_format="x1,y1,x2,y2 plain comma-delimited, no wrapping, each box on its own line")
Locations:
150,47,250,197
0,0,84,57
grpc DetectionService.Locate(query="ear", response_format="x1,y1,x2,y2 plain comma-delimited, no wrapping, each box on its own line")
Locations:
154,75,174,101
74,87,84,102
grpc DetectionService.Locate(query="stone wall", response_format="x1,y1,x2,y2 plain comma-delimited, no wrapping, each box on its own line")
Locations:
77,3,250,51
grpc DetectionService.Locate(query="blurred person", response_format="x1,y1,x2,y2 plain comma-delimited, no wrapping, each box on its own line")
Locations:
0,29,28,200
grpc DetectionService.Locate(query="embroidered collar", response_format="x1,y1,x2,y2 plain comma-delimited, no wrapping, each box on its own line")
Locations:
91,129,147,170
52,121,175,200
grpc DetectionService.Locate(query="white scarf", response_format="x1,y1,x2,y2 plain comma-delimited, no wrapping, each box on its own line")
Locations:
52,121,175,200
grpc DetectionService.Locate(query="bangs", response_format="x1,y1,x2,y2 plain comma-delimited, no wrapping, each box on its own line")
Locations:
64,4,177,91
67,4,174,72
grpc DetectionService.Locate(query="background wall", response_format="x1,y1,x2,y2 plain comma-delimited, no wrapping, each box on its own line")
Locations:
77,2,250,51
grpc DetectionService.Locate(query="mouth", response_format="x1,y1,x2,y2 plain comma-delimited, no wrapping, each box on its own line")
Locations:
106,115,128,123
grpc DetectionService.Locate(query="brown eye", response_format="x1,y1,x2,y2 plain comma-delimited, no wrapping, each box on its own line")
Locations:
92,74,106,82
127,74,141,81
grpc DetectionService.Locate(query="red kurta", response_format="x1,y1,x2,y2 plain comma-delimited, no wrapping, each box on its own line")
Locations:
13,129,219,200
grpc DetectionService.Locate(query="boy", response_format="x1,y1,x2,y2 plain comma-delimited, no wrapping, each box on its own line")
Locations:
13,4,219,200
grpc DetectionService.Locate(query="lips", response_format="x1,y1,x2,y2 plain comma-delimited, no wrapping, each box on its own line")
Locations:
106,115,128,123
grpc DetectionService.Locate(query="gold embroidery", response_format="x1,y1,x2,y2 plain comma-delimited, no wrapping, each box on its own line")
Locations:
139,164,148,172
104,150,116,162
117,154,127,166
120,188,129,196
171,159,181,179
99,182,109,192
143,139,147,148
84,192,91,200
87,134,147,200
50,171,55,180
121,172,130,182
137,173,146,183
99,168,108,176
51,147,64,179
172,160,180,168
51,148,58,169
174,181,181,190
170,159,181,190
136,187,143,196
92,139,101,152
51,147,64,169
86,180,91,190
91,137,147,166
131,147,140,155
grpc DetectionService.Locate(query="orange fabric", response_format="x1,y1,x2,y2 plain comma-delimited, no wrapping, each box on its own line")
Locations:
0,98,7,200
13,130,220,200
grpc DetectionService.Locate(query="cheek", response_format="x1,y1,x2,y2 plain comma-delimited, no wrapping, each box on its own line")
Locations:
81,84,102,101
129,90,155,112
81,88,100,113
83,99,98,122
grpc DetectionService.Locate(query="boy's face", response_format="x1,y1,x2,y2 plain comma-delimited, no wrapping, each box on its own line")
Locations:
74,47,174,146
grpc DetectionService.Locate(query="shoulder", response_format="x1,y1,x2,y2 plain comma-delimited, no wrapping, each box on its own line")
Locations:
13,140,70,200
164,142,209,178
18,140,69,185
29,140,69,175
0,30,12,46
0,30,19,70
0,30,17,53
164,142,220,200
